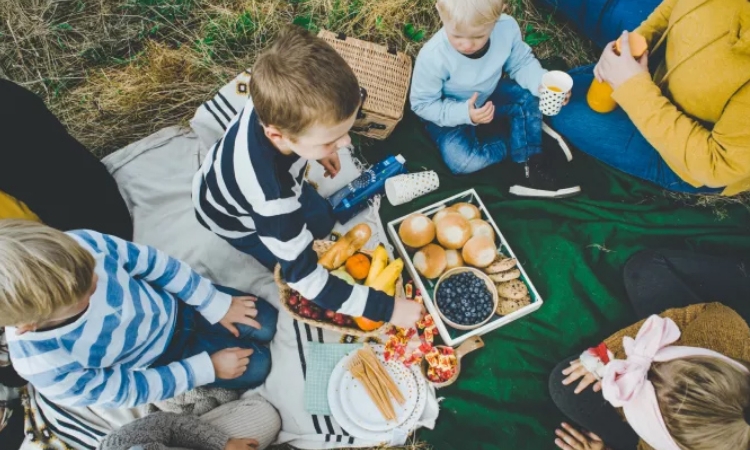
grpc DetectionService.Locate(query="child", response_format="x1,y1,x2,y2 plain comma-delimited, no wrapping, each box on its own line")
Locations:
0,220,277,408
192,26,424,330
550,303,750,450
411,0,581,198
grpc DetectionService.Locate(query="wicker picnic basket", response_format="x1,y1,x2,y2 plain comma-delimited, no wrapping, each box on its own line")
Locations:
318,30,412,140
274,240,402,337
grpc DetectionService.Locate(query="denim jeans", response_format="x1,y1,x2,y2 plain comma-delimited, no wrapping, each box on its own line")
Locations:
548,65,722,194
153,285,278,391
534,0,662,49
225,182,336,271
424,80,543,175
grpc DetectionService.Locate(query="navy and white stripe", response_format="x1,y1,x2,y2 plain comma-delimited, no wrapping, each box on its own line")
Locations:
192,106,394,321
7,230,230,408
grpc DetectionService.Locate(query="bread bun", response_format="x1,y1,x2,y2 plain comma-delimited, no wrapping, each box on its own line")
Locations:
462,236,497,268
452,202,481,221
432,208,455,225
413,244,447,279
470,219,495,241
436,214,472,249
444,249,464,270
398,214,435,248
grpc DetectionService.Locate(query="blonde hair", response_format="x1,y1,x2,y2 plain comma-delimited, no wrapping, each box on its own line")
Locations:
651,356,750,450
436,0,505,28
0,220,95,327
249,26,361,138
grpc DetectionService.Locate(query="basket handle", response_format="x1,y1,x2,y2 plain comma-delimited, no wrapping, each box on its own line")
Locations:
357,87,368,119
352,122,387,133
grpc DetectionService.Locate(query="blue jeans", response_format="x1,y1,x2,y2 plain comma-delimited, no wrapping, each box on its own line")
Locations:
424,80,543,175
548,65,722,194
154,285,278,390
225,183,336,271
534,0,662,49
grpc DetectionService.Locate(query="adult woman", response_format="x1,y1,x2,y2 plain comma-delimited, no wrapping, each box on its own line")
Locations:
543,0,750,195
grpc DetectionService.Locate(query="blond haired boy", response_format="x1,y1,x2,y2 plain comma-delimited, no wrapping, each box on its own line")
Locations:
411,0,580,198
1,220,277,408
193,26,424,329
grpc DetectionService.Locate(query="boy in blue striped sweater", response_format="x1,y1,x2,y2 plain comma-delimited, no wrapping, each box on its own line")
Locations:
0,220,277,408
192,26,423,330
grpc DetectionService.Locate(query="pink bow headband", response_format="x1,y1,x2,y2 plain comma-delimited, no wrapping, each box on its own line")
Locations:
601,315,749,450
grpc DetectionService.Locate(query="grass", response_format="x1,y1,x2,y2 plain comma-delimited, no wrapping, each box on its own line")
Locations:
0,0,595,156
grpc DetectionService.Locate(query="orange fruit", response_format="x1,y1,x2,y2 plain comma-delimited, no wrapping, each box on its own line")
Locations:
354,316,384,331
345,253,371,280
614,32,647,58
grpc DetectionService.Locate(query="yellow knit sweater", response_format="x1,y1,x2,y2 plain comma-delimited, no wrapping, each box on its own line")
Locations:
611,0,750,196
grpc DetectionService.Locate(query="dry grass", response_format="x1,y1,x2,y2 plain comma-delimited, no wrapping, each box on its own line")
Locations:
665,191,750,220
0,0,595,155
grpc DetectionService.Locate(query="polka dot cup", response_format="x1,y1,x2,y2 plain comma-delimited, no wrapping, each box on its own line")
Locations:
540,71,574,117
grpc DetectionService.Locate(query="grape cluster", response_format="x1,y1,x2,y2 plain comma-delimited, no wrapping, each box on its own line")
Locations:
436,272,494,326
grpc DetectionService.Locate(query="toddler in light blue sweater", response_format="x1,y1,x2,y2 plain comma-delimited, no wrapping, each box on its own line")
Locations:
411,0,580,198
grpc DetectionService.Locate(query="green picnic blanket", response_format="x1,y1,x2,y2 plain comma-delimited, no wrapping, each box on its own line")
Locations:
362,112,750,450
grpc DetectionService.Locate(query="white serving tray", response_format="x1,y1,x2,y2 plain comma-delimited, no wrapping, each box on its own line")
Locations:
387,189,543,347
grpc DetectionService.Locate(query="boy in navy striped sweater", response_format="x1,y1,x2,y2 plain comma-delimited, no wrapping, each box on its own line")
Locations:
192,27,423,329
1,220,277,408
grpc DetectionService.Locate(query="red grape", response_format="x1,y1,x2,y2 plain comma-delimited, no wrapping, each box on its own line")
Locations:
325,310,335,319
299,306,312,317
300,298,310,307
311,311,322,320
288,297,298,307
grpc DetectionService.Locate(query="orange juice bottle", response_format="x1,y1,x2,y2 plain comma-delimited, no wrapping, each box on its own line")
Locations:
587,32,648,113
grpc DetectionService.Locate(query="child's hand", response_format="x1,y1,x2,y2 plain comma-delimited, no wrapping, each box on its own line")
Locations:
220,296,261,337
318,153,341,178
211,347,254,379
555,423,608,450
389,297,425,330
468,92,494,125
562,359,602,394
225,438,259,450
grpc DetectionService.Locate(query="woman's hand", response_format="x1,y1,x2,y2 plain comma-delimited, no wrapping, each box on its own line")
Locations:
562,359,602,394
220,296,261,337
555,423,608,450
595,31,649,89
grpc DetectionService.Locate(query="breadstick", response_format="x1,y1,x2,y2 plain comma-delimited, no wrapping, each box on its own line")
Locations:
359,347,406,405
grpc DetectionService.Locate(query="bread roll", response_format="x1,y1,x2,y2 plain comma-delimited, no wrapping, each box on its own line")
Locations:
413,244,447,279
452,202,481,221
444,249,464,270
319,224,372,270
432,208,455,225
470,219,495,241
398,214,435,248
436,214,471,250
462,235,497,268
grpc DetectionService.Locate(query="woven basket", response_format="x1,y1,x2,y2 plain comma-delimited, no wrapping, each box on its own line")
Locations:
318,30,412,140
274,241,401,337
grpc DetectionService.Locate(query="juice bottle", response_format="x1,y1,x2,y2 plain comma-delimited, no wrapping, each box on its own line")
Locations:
586,32,648,113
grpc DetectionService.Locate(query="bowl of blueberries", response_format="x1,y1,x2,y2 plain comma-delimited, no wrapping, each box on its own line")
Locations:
434,267,499,330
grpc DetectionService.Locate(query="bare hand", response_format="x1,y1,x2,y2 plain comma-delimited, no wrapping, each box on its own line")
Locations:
219,296,261,337
555,423,608,450
594,31,649,89
468,92,495,125
224,438,259,450
562,359,602,394
389,297,425,330
211,347,254,379
15,324,36,335
318,153,341,178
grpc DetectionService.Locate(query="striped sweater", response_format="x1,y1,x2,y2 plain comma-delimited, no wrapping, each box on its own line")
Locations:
191,105,394,322
6,230,231,408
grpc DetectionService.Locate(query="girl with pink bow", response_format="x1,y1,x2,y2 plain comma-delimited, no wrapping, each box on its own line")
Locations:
549,302,750,450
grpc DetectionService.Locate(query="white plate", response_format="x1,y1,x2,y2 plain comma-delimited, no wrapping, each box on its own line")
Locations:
338,355,418,431
328,346,428,442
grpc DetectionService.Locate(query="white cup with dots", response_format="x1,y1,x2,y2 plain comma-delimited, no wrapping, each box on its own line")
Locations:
540,71,574,116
